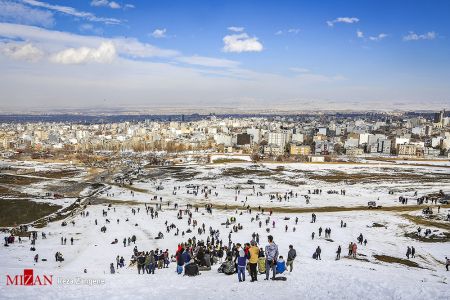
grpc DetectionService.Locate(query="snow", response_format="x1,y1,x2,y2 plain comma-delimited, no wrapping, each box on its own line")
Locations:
0,162,449,299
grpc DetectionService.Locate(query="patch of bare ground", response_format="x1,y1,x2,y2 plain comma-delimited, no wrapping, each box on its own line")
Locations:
108,183,149,194
32,169,82,179
205,202,450,214
91,197,147,206
306,170,450,184
401,214,450,231
0,174,45,185
370,223,387,228
373,255,423,268
0,199,62,227
221,167,274,178
212,158,248,164
0,185,29,198
404,231,450,243
343,255,370,262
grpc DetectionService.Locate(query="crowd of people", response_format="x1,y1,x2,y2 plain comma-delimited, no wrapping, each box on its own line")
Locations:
2,180,449,284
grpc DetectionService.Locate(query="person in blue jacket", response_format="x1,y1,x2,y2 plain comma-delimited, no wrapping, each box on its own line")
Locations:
276,256,286,274
182,248,191,267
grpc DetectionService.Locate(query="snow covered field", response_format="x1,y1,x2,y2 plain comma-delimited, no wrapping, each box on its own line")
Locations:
101,162,450,209
1,161,449,299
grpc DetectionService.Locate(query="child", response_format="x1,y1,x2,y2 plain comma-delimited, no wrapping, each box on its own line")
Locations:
276,256,286,274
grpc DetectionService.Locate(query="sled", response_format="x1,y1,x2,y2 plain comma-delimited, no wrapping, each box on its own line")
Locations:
273,276,287,281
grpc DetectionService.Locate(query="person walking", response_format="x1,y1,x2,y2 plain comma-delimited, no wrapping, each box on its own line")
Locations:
248,241,259,282
286,245,296,272
265,235,279,280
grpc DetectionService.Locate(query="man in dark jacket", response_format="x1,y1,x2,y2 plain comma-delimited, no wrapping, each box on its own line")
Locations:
182,249,191,266
286,245,296,272
137,253,145,274
315,246,321,260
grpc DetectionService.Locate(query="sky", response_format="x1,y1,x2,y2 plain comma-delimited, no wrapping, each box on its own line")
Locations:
0,0,449,112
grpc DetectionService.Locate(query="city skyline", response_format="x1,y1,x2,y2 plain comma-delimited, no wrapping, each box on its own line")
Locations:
0,0,449,111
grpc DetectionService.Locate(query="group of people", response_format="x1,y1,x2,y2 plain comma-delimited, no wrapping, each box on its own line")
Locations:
174,233,297,282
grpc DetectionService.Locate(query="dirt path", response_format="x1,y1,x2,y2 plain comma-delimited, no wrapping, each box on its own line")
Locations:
198,202,450,214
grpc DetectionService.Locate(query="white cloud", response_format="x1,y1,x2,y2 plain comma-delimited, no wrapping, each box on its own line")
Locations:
356,30,364,38
114,37,178,58
0,23,178,58
91,0,108,6
0,41,43,61
176,55,240,68
151,28,167,38
403,31,436,41
79,23,103,35
227,26,244,32
222,32,263,53
276,28,300,35
51,41,116,64
90,0,121,9
369,33,387,41
357,30,387,42
124,4,135,9
109,1,120,9
23,0,121,24
327,17,359,27
0,0,54,27
290,67,309,73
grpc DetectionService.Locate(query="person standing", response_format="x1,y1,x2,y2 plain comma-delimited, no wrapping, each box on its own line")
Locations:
445,257,449,271
286,245,296,272
265,235,279,280
315,246,321,260
176,247,185,275
336,245,341,260
137,253,145,274
248,241,259,282
236,243,247,282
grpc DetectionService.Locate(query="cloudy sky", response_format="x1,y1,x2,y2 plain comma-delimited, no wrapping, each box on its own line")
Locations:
0,0,449,112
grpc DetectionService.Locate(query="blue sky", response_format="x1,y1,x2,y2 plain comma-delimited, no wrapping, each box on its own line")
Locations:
0,0,449,111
